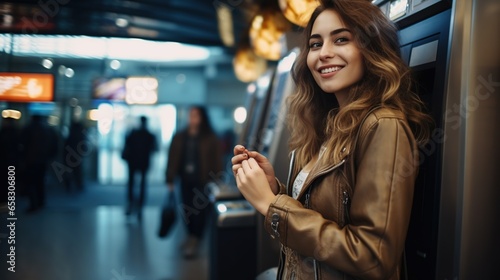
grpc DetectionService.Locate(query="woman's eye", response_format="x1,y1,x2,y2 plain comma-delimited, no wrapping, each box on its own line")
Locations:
335,37,349,44
309,42,322,48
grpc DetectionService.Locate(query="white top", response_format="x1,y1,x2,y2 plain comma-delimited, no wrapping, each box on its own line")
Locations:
291,146,326,200
292,169,309,199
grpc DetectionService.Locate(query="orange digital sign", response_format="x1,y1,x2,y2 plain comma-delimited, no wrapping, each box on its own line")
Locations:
0,72,54,102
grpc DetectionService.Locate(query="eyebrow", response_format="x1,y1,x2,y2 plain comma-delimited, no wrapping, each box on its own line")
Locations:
309,28,352,40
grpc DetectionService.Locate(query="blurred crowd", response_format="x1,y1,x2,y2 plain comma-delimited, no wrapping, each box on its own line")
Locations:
0,115,87,212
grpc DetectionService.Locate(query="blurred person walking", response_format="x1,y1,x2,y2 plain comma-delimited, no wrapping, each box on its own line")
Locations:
0,117,21,204
122,116,158,219
62,120,88,192
166,106,223,258
20,115,59,213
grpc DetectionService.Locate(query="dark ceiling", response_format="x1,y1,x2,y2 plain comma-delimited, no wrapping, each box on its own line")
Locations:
0,0,254,51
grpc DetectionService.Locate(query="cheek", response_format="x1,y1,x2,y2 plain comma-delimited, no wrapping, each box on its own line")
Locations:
352,53,365,81
306,52,316,73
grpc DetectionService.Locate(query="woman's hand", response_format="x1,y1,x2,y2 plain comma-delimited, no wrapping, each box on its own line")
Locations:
231,145,278,194
235,157,276,215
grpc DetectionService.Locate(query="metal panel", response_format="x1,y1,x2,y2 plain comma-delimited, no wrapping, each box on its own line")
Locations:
409,40,439,67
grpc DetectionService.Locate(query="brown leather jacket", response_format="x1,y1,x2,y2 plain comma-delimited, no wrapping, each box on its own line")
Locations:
264,108,418,280
166,130,223,186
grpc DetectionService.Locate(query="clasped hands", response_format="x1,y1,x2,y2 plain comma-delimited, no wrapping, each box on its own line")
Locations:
231,145,278,215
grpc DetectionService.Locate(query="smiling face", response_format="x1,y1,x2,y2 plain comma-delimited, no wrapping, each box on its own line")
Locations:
306,9,364,107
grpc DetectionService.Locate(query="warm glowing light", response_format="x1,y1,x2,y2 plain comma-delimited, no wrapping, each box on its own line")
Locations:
249,10,291,61
233,46,268,83
278,0,320,27
216,4,235,47
0,72,53,102
1,109,21,119
87,109,99,121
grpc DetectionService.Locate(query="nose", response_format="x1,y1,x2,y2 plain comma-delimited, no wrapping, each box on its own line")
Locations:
319,42,334,60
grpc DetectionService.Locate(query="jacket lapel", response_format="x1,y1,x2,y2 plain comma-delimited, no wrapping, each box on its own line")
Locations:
292,146,348,201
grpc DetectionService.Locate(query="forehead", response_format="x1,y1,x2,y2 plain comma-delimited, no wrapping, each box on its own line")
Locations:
310,9,347,34
190,108,200,114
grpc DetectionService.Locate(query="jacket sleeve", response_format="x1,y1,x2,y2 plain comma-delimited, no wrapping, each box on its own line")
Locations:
264,116,418,279
166,133,181,184
210,133,224,177
275,177,287,195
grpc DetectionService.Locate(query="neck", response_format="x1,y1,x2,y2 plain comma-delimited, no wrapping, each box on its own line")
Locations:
334,90,348,108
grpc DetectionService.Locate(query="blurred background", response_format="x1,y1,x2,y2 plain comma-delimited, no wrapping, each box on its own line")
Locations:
0,0,499,279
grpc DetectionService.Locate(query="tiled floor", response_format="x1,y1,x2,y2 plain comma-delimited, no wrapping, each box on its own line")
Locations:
0,182,209,280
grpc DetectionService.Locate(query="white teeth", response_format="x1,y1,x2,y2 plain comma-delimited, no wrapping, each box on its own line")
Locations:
320,66,342,74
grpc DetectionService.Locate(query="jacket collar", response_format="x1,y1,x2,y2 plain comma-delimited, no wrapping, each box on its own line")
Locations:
291,146,349,201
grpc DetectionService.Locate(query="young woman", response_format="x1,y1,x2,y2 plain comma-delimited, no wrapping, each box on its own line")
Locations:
166,106,223,258
231,0,432,279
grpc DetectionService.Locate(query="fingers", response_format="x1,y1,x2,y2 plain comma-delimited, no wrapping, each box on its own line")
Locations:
241,159,250,170
234,158,255,176
247,157,259,168
246,150,268,163
233,144,246,156
234,167,241,185
240,158,262,175
232,145,266,181
231,152,248,177
231,152,248,164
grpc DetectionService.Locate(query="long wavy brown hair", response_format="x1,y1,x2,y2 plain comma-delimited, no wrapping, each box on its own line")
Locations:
288,0,433,166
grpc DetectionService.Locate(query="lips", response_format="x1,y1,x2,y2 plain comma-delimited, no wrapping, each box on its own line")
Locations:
319,65,343,74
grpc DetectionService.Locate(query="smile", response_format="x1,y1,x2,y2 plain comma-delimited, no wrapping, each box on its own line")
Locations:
320,66,343,74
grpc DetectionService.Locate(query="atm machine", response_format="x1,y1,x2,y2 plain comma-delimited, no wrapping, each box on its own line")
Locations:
252,48,300,275
374,0,451,279
209,69,275,280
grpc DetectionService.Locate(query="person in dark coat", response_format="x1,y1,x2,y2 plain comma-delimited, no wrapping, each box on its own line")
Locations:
122,116,157,217
62,121,87,192
0,117,21,204
166,106,223,258
20,115,59,213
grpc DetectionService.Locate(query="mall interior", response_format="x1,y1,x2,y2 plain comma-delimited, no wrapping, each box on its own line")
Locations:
0,0,499,279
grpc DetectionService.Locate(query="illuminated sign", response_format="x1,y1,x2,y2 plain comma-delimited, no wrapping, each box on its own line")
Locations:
125,77,158,105
0,72,54,102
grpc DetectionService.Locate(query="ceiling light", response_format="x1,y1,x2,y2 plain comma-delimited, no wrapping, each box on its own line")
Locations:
41,58,53,69
115,18,129,28
234,107,247,124
58,65,66,75
249,9,291,61
216,4,235,47
278,0,320,27
233,46,268,82
64,67,75,78
110,59,121,70
11,35,212,62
